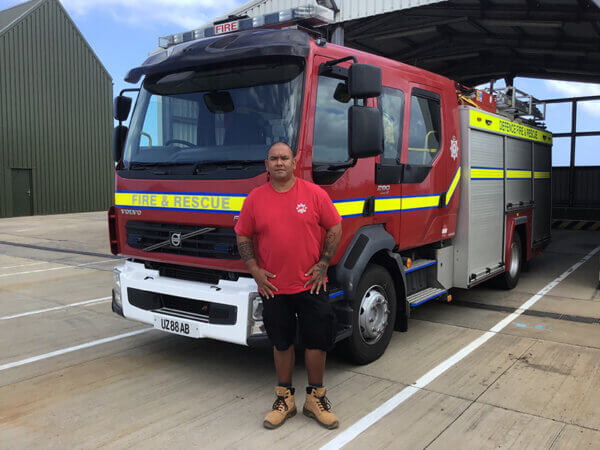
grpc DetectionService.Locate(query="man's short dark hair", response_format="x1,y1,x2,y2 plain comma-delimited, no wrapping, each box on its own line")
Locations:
267,141,295,157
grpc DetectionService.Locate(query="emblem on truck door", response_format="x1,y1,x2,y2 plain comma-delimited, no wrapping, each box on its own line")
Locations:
450,136,459,160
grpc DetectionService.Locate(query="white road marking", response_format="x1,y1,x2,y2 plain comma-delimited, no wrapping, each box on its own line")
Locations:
0,329,152,372
0,261,49,270
321,245,600,450
0,258,122,278
0,296,111,320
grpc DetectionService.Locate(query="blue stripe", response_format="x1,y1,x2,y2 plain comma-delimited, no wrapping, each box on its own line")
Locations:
115,205,239,214
333,197,368,204
328,291,344,299
340,213,364,218
401,205,439,212
402,193,441,199
411,290,447,307
471,177,502,181
374,209,402,215
471,166,503,170
116,190,248,197
405,261,436,274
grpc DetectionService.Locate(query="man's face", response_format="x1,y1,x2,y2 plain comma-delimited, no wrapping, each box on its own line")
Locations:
266,144,296,182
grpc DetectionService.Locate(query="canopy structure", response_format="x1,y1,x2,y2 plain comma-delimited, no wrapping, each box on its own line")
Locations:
218,0,600,85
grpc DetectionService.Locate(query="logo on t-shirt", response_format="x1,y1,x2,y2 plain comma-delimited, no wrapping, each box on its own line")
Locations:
296,202,307,214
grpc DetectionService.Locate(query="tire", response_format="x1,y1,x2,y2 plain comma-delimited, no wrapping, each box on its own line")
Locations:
341,264,397,365
497,232,522,290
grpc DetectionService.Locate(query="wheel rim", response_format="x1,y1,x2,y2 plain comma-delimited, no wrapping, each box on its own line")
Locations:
358,285,390,345
509,240,520,278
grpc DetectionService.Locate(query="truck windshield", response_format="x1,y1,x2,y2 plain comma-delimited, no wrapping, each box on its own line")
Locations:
123,57,304,173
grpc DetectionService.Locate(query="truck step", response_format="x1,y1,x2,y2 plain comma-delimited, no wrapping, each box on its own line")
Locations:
405,259,436,274
408,287,447,307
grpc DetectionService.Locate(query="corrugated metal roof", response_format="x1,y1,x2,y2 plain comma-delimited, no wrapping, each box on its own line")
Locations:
0,0,43,34
218,0,446,24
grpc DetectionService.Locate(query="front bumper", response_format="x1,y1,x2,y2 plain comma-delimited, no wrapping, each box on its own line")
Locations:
114,260,266,346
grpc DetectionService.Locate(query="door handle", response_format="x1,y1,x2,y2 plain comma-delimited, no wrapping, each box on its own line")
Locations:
26,189,31,197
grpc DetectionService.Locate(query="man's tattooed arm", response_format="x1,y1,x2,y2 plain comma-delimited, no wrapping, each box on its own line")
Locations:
319,222,342,264
236,234,278,298
304,222,342,294
237,236,256,263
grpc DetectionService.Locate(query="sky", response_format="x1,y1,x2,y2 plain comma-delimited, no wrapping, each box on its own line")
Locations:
1,0,598,166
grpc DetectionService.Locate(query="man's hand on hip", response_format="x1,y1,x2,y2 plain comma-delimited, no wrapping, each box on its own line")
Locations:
251,266,278,299
304,261,328,294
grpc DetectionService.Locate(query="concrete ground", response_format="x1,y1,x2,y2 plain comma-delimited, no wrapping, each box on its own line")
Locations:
0,212,599,449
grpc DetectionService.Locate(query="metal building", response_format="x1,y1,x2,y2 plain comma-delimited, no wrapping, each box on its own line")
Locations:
0,0,113,218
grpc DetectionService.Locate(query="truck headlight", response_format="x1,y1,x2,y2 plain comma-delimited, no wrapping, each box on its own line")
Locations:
113,267,122,308
251,292,263,321
249,292,265,335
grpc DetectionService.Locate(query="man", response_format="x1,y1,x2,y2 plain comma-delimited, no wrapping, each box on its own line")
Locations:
235,142,342,430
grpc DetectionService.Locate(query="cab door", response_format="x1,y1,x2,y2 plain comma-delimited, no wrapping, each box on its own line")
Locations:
304,55,376,261
397,85,448,250
373,84,407,240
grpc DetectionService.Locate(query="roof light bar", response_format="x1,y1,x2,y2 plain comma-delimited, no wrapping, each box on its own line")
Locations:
158,5,333,49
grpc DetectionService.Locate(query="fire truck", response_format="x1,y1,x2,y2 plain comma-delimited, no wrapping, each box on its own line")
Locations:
109,8,552,364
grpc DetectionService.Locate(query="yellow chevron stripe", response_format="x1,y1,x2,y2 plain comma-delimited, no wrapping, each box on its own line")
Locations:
590,221,600,231
534,171,551,179
446,167,461,206
558,220,572,229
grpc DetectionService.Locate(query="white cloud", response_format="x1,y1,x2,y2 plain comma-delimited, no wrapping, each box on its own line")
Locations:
60,0,242,29
545,80,600,117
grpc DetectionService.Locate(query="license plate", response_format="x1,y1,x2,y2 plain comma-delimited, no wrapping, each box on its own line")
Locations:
153,315,201,338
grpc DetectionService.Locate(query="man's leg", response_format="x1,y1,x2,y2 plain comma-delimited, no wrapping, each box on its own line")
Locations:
274,345,295,385
305,348,326,386
297,291,339,429
262,294,297,429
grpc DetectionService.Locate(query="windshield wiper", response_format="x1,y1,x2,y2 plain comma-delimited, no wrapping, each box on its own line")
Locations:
128,162,196,170
192,160,264,174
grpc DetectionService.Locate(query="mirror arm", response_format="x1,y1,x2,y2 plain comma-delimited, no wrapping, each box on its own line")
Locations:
318,55,358,79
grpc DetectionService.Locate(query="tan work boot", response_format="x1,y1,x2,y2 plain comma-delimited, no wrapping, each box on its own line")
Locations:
263,386,296,429
303,387,339,429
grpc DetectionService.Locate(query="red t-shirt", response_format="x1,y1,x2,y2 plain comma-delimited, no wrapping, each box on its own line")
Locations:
234,178,342,295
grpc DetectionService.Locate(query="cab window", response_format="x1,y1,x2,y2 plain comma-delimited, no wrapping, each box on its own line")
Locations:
313,76,352,163
379,87,405,163
408,90,442,165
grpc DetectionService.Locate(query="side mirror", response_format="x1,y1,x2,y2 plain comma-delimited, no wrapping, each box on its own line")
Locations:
113,125,128,162
113,96,132,122
348,105,383,159
204,91,234,113
348,64,382,99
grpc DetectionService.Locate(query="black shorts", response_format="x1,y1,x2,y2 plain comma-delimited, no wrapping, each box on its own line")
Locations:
261,290,337,352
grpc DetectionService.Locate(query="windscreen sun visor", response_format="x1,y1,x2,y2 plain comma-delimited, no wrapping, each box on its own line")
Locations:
125,29,310,84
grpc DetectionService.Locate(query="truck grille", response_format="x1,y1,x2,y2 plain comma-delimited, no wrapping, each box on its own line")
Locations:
125,221,239,259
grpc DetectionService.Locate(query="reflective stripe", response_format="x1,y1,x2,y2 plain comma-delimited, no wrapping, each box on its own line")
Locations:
471,167,504,180
506,169,532,179
445,166,461,206
374,197,401,214
401,194,440,211
534,171,551,179
334,199,365,218
117,165,463,218
115,191,245,213
470,109,553,144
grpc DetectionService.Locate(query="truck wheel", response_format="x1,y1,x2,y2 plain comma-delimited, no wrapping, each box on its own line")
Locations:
342,264,396,365
498,233,522,290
